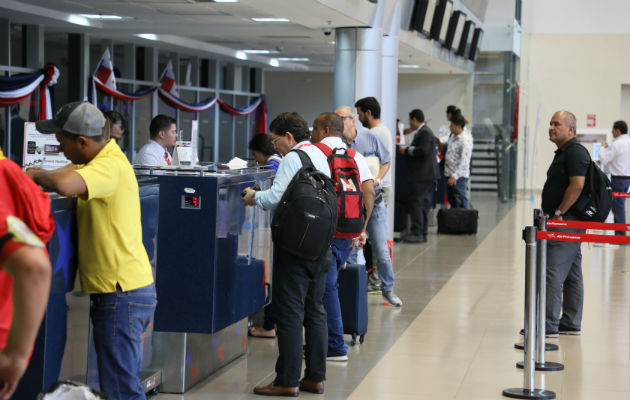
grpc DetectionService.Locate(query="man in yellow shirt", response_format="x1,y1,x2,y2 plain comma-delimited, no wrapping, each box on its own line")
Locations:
27,101,155,400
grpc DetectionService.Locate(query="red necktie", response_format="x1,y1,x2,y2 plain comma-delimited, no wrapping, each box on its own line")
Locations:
164,151,171,165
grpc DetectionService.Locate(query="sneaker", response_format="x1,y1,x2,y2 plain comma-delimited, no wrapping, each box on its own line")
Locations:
326,349,348,362
367,283,382,294
558,325,581,335
519,329,559,338
367,271,382,287
382,290,403,307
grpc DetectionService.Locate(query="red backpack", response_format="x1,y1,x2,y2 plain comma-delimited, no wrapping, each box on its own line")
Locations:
313,143,365,238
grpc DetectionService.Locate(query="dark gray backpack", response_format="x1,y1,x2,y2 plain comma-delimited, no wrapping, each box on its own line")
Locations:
271,149,338,261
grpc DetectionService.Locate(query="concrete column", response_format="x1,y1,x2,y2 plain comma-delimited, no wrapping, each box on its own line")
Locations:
68,33,90,101
380,2,402,240
0,18,9,66
333,0,385,110
23,24,43,68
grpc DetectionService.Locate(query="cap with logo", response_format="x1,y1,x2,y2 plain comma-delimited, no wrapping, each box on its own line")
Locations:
35,101,106,137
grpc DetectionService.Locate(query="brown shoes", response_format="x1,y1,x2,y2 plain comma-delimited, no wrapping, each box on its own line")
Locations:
253,382,299,397
299,379,324,394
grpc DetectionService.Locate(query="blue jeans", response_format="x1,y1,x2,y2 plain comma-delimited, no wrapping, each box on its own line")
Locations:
90,283,157,400
446,177,470,209
323,238,353,355
611,177,630,235
348,202,394,291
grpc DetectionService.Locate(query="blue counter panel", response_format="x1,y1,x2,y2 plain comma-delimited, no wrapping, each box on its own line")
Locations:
153,170,273,334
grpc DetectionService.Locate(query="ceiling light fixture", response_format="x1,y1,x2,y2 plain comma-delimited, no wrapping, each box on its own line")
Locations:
400,64,420,69
213,0,238,2
235,51,247,60
80,14,133,20
136,33,158,41
243,49,279,54
269,58,280,67
67,15,90,26
251,17,290,22
277,58,310,62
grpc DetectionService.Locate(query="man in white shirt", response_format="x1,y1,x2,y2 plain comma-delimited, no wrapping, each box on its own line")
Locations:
354,97,393,204
599,120,630,235
444,113,473,209
135,115,177,165
310,112,374,362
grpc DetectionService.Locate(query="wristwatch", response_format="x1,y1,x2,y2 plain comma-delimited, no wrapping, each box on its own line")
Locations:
554,209,564,217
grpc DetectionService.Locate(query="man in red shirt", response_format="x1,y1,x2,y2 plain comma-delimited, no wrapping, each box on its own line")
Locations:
0,147,54,400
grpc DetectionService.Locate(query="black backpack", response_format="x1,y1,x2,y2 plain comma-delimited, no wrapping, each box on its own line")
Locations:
271,149,338,261
570,160,613,222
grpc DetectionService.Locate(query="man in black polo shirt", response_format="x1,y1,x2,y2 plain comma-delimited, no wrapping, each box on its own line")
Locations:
541,110,590,336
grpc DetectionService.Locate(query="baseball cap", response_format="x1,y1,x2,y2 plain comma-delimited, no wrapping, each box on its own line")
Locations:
36,101,106,136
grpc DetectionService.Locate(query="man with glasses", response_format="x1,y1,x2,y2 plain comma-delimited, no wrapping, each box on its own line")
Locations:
335,106,402,307
242,112,332,397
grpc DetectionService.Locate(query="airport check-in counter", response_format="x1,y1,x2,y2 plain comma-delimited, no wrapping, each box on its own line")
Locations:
14,179,161,397
137,165,274,393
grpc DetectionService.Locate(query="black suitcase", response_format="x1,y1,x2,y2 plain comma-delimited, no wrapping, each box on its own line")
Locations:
437,208,479,234
337,263,368,345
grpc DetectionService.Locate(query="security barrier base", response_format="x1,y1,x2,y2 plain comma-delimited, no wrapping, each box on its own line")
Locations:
503,388,556,399
514,342,558,351
516,361,564,371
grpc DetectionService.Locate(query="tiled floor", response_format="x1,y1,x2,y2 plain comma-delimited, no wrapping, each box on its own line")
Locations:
154,194,630,399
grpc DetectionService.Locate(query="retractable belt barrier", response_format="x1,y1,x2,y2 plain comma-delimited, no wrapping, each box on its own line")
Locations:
613,192,630,198
505,210,630,399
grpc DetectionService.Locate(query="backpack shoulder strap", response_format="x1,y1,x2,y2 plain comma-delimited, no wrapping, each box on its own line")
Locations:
292,149,314,169
312,142,332,157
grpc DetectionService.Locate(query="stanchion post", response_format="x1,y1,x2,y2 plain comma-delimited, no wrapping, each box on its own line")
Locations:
515,211,558,352
504,226,555,399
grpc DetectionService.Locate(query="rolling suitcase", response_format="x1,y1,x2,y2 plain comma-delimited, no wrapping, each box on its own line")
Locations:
437,208,479,234
337,263,368,345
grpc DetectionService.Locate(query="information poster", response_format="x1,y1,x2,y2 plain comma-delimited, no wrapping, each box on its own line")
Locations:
22,122,71,170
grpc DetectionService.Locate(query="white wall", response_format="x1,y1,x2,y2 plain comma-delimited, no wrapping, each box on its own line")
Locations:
264,71,335,126
517,0,630,190
264,70,472,131
396,73,473,131
522,0,630,34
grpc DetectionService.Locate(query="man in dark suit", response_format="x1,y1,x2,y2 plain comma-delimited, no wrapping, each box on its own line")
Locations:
398,109,440,243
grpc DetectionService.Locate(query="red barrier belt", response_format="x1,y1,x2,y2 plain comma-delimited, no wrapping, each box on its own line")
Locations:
546,220,630,231
613,192,630,198
537,231,630,244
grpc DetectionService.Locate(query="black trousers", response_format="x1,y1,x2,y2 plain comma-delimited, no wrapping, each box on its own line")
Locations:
272,246,331,386
408,180,435,237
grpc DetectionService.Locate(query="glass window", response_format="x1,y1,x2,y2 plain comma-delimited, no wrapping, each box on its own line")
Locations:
218,93,234,162
234,95,250,159
197,98,216,162
134,94,152,160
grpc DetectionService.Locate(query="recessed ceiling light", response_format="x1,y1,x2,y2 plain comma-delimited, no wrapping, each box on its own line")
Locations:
243,49,279,54
269,58,280,67
136,33,158,41
251,17,290,22
235,51,247,60
400,64,420,69
67,15,90,26
277,58,310,62
80,14,133,20
213,0,238,2
328,41,335,45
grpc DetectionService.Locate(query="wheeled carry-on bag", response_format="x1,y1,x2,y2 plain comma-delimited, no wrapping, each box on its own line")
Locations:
337,263,368,345
437,208,479,234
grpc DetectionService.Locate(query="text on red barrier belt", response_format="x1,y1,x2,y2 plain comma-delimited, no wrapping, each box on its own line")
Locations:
537,231,630,244
613,192,630,198
546,220,630,231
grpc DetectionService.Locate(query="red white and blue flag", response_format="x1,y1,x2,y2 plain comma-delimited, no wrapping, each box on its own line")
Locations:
0,64,59,120
90,49,156,103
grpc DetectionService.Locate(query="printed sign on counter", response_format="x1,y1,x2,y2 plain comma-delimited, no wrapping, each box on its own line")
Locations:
22,122,71,169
